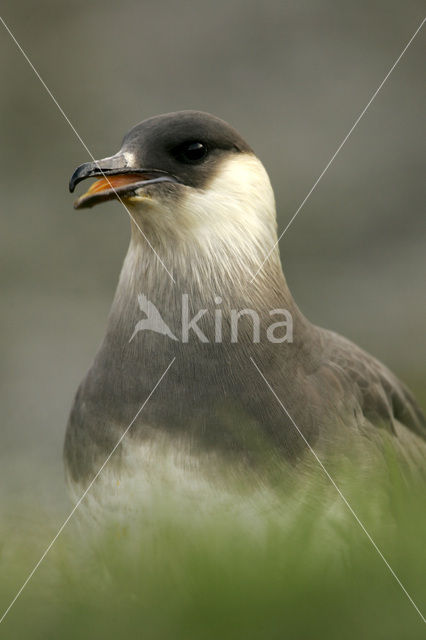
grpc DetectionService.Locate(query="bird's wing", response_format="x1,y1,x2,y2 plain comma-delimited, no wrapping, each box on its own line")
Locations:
318,329,426,442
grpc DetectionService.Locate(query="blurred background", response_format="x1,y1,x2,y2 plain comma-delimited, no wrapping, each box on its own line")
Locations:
0,1,425,511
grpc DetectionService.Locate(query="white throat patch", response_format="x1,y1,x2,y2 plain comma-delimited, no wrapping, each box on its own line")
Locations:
128,153,279,270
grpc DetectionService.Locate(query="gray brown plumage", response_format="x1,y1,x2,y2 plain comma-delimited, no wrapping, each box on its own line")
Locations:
64,111,425,497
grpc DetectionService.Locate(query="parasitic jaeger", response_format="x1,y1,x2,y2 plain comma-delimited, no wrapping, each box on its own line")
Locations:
64,110,425,504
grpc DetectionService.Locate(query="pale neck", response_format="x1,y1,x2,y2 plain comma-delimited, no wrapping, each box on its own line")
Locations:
113,222,295,314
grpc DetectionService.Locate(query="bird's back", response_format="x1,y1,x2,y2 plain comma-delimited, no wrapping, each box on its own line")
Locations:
312,327,426,463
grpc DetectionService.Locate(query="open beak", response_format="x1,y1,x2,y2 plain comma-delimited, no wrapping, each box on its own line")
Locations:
69,154,180,210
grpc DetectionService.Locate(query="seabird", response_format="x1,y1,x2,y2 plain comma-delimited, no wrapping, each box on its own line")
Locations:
64,110,425,500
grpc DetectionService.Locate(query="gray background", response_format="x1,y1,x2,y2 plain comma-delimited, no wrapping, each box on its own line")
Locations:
0,1,425,510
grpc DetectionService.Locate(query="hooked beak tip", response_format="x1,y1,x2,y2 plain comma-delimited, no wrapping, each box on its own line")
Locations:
69,154,129,194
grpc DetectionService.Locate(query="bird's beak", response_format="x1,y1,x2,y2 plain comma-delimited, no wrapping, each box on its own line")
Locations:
69,153,180,210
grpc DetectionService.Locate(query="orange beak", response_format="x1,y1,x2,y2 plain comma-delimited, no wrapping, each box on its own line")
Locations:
81,173,148,197
73,173,166,209
70,156,180,210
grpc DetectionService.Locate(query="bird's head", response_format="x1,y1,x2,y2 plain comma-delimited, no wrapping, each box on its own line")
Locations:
70,111,278,259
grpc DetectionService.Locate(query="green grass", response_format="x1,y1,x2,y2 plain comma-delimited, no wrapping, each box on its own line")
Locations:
0,449,425,640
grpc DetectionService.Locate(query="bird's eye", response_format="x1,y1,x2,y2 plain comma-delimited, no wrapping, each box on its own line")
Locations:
175,141,208,164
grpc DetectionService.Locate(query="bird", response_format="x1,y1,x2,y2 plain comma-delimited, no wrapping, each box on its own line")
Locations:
64,110,425,502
